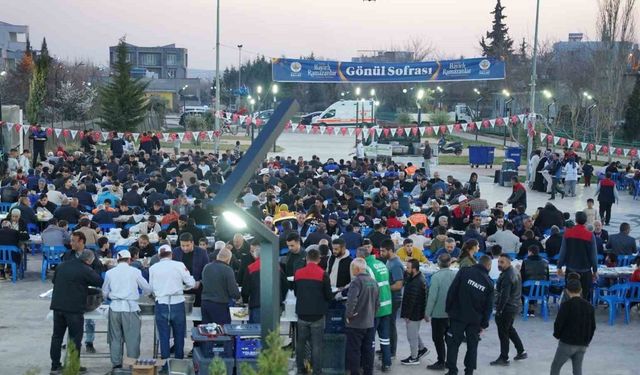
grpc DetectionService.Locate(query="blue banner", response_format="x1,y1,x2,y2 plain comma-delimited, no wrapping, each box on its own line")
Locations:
272,57,505,83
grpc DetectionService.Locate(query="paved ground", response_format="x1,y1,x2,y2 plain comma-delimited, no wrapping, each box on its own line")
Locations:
1,133,638,375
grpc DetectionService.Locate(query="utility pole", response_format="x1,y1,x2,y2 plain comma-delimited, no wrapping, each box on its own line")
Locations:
526,0,541,183
214,0,221,154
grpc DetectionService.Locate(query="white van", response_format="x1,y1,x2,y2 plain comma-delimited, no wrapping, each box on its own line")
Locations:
311,99,375,126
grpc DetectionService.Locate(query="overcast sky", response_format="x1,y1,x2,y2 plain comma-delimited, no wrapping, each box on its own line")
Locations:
4,0,599,70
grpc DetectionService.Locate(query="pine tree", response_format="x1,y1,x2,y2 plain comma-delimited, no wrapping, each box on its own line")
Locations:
518,38,528,62
26,38,50,124
623,73,640,141
479,0,514,59
97,37,148,131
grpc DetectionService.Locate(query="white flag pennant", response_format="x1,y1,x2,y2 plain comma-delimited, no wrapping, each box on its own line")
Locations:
363,127,370,139
117,132,124,138
5,122,13,130
433,126,440,135
54,128,63,137
609,148,615,155
624,148,630,156
461,123,468,132
101,131,109,140
447,125,454,133
225,113,232,120
390,128,397,137
518,114,525,123
553,136,560,145
503,117,510,125
489,119,496,128
177,132,184,141
305,125,312,134
581,142,588,151
132,132,140,142
70,130,78,139
595,145,602,153
375,127,383,137
348,128,355,136
540,132,547,142
163,133,170,142
319,126,326,135
22,125,30,135
207,130,214,140
419,127,426,136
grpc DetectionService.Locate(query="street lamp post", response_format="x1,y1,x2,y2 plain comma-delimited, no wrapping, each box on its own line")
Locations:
179,84,189,116
256,85,262,112
416,89,425,124
526,0,541,183
214,0,221,153
250,98,256,142
436,86,444,110
474,88,483,141
237,44,243,109
272,84,279,151
0,70,6,123
354,87,361,126
503,90,513,147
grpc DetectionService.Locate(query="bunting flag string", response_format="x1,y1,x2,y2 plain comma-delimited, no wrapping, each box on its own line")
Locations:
1,115,637,157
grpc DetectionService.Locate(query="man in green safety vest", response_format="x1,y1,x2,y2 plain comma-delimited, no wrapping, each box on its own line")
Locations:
357,246,393,372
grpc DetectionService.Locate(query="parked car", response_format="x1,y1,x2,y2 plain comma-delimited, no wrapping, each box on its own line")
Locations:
299,111,323,125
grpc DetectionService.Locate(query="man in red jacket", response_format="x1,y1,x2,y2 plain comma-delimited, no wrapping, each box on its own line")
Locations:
557,211,598,300
293,248,333,375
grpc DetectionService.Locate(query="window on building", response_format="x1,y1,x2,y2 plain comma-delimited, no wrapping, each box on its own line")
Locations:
126,53,133,63
166,54,178,66
167,68,176,78
140,53,160,66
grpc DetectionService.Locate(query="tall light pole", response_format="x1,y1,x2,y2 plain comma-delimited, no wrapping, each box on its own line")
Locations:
272,84,278,109
526,0,541,183
0,70,6,122
474,88,484,141
503,89,513,147
416,89,425,124
214,0,221,153
237,44,243,111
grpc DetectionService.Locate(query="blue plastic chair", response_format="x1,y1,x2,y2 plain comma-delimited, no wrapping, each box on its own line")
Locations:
625,282,640,324
617,255,635,267
161,224,170,231
598,283,629,325
67,223,77,231
0,202,12,214
597,254,605,265
389,228,405,235
41,246,67,282
99,223,116,233
0,246,23,283
549,279,565,307
522,280,550,321
361,227,373,237
124,224,136,230
27,223,40,235
538,252,548,260
348,248,357,258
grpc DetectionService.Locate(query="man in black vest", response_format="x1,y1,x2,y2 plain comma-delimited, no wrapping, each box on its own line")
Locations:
595,172,618,225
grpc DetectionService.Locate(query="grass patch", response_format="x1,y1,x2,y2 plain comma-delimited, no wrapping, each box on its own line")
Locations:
437,155,505,165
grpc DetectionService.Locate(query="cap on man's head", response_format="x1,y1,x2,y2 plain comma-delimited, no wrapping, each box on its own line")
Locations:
458,195,468,203
117,250,131,259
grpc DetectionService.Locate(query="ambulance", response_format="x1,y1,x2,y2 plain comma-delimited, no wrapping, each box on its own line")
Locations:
311,99,375,127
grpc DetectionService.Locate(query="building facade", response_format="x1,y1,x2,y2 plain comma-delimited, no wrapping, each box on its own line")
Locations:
109,43,187,79
0,21,29,70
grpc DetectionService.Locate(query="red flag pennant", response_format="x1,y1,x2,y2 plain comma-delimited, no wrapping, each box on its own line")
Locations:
382,128,390,136
14,124,21,133
62,129,71,137
411,127,418,136
510,115,519,124
340,127,347,135
600,145,609,154
46,127,53,136
495,117,505,126
468,122,476,130
558,138,566,146
454,123,461,132
572,140,580,149
156,131,163,139
616,147,622,156
630,148,638,157
425,127,433,135
586,143,594,151
355,128,362,137
482,120,490,128
439,125,447,134
326,126,334,135
184,131,193,140
198,131,207,140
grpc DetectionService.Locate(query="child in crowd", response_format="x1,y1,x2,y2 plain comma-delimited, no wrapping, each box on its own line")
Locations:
582,160,594,187
563,212,575,228
583,199,600,226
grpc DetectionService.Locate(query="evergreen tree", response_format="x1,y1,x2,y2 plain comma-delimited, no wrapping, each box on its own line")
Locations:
98,37,148,131
623,73,640,141
26,38,50,124
479,0,514,59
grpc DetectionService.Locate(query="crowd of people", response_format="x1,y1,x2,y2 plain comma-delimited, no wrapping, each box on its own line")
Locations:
5,131,635,374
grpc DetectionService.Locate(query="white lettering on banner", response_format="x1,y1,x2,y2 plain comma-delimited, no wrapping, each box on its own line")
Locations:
344,65,433,77
467,279,486,292
442,61,471,76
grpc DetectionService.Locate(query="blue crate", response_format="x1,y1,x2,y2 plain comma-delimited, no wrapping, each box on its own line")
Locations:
322,334,346,374
223,323,261,336
235,336,261,359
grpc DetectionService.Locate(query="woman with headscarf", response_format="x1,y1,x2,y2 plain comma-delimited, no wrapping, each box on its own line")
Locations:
532,150,549,192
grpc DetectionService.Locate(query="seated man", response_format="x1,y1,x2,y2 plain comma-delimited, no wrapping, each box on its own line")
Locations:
41,219,70,247
433,237,462,260
92,199,120,224
397,238,428,263
0,220,22,278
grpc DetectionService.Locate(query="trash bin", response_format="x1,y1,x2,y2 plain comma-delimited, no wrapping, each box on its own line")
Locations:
506,147,522,167
500,158,518,187
468,146,495,168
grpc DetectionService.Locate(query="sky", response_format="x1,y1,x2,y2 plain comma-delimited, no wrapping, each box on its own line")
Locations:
4,0,600,71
